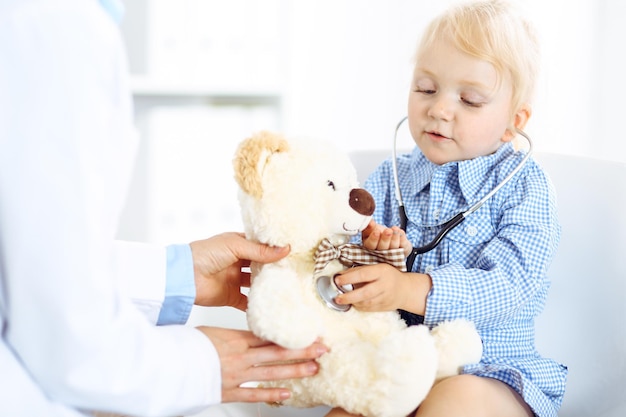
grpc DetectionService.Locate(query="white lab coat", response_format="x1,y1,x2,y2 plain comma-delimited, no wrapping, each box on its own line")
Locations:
0,0,220,415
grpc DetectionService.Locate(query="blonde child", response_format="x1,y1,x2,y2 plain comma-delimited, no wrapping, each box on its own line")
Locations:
331,1,567,416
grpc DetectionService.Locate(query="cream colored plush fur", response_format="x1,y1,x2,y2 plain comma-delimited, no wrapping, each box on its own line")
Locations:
232,131,483,417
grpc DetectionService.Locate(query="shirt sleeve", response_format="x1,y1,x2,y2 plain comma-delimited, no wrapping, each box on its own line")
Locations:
157,244,196,325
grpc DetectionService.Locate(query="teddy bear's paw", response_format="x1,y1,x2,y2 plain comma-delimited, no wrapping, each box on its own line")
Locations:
431,319,483,380
369,325,439,416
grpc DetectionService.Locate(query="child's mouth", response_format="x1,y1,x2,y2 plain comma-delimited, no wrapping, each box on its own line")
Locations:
426,131,450,142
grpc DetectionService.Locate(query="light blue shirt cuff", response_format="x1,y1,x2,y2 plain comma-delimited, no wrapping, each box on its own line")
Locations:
157,244,196,325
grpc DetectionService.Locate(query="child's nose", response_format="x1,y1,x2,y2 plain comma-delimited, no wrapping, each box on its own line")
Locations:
428,96,454,121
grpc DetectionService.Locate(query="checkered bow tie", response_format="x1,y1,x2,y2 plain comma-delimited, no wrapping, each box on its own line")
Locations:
313,238,407,274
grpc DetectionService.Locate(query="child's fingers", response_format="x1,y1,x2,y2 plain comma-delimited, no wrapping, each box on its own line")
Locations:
364,219,377,232
376,228,394,250
364,224,411,252
362,227,381,250
392,228,409,252
390,226,404,235
389,232,401,251
361,220,381,247
390,226,413,257
383,227,406,255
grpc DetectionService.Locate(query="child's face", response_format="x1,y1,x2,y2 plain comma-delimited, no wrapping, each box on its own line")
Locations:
408,38,517,165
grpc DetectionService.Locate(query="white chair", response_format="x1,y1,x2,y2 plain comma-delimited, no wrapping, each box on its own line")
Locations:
191,151,626,417
531,153,626,417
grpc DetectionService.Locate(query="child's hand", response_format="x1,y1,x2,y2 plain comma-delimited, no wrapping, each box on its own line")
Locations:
361,220,412,257
333,264,430,314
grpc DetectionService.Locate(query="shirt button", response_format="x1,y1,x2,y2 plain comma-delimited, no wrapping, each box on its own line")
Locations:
433,209,441,219
425,265,434,274
466,225,478,237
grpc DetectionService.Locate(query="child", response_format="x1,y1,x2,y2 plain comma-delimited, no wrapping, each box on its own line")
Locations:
330,1,567,416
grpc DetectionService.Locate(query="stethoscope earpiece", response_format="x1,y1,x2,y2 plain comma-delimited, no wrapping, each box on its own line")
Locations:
315,274,353,312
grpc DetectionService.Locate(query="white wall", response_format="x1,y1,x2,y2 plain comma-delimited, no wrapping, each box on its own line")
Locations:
121,0,626,159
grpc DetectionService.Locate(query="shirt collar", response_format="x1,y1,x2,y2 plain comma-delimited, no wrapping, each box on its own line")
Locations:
408,142,516,204
457,143,516,203
410,147,437,195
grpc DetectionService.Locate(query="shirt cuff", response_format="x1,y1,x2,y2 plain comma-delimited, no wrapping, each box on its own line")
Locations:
424,263,471,325
157,244,196,325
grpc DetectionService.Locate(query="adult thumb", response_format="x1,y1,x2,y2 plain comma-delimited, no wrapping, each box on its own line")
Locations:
240,240,290,264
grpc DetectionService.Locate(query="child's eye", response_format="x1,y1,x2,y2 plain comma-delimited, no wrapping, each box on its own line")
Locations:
460,91,486,108
461,97,483,108
415,88,436,95
327,180,336,191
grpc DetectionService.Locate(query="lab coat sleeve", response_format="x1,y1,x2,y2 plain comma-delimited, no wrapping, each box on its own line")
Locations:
112,240,168,325
0,1,220,415
113,242,196,326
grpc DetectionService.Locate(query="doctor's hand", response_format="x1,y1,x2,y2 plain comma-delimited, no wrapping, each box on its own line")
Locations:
333,263,431,314
190,233,289,311
196,327,327,403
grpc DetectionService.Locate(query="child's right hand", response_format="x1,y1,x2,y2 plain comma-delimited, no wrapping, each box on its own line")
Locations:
361,220,412,257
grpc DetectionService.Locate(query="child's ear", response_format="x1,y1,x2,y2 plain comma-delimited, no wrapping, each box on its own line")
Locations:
503,104,531,142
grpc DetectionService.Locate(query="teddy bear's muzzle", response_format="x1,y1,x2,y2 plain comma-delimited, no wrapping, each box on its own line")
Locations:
349,188,375,216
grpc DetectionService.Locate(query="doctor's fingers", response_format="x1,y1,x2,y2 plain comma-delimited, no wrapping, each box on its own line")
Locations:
221,385,293,404
220,345,326,401
199,327,327,367
224,354,321,388
246,340,328,364
190,232,289,277
231,234,290,264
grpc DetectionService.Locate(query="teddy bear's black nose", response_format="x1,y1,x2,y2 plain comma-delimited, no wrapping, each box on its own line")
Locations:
349,188,375,216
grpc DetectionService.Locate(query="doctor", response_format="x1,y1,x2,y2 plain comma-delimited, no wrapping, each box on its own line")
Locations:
0,0,326,415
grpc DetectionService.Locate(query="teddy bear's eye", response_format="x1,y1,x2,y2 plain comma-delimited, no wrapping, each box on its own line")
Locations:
327,180,336,191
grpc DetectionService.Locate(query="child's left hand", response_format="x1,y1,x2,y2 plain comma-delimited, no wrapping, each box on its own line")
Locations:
361,219,412,257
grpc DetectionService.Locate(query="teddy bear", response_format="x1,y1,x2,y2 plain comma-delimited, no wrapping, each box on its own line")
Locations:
232,131,483,417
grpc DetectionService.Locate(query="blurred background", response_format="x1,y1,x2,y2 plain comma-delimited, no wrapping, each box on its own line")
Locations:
117,0,625,246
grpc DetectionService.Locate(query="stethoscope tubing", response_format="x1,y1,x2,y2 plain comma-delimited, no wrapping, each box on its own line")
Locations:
392,117,533,270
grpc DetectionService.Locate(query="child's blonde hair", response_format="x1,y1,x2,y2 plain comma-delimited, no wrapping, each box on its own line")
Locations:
416,0,540,118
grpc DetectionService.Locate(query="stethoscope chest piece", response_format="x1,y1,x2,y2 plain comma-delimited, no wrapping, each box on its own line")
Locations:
315,275,353,312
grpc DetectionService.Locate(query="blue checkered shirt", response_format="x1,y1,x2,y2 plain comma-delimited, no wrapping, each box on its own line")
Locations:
363,143,567,417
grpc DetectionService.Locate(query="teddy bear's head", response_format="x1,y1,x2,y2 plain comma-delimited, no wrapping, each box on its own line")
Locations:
233,131,375,254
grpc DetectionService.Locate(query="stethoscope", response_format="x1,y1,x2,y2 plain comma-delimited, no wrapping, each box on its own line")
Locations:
392,116,533,271
316,117,533,311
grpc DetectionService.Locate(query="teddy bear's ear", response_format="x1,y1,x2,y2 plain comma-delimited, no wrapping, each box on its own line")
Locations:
233,131,290,199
